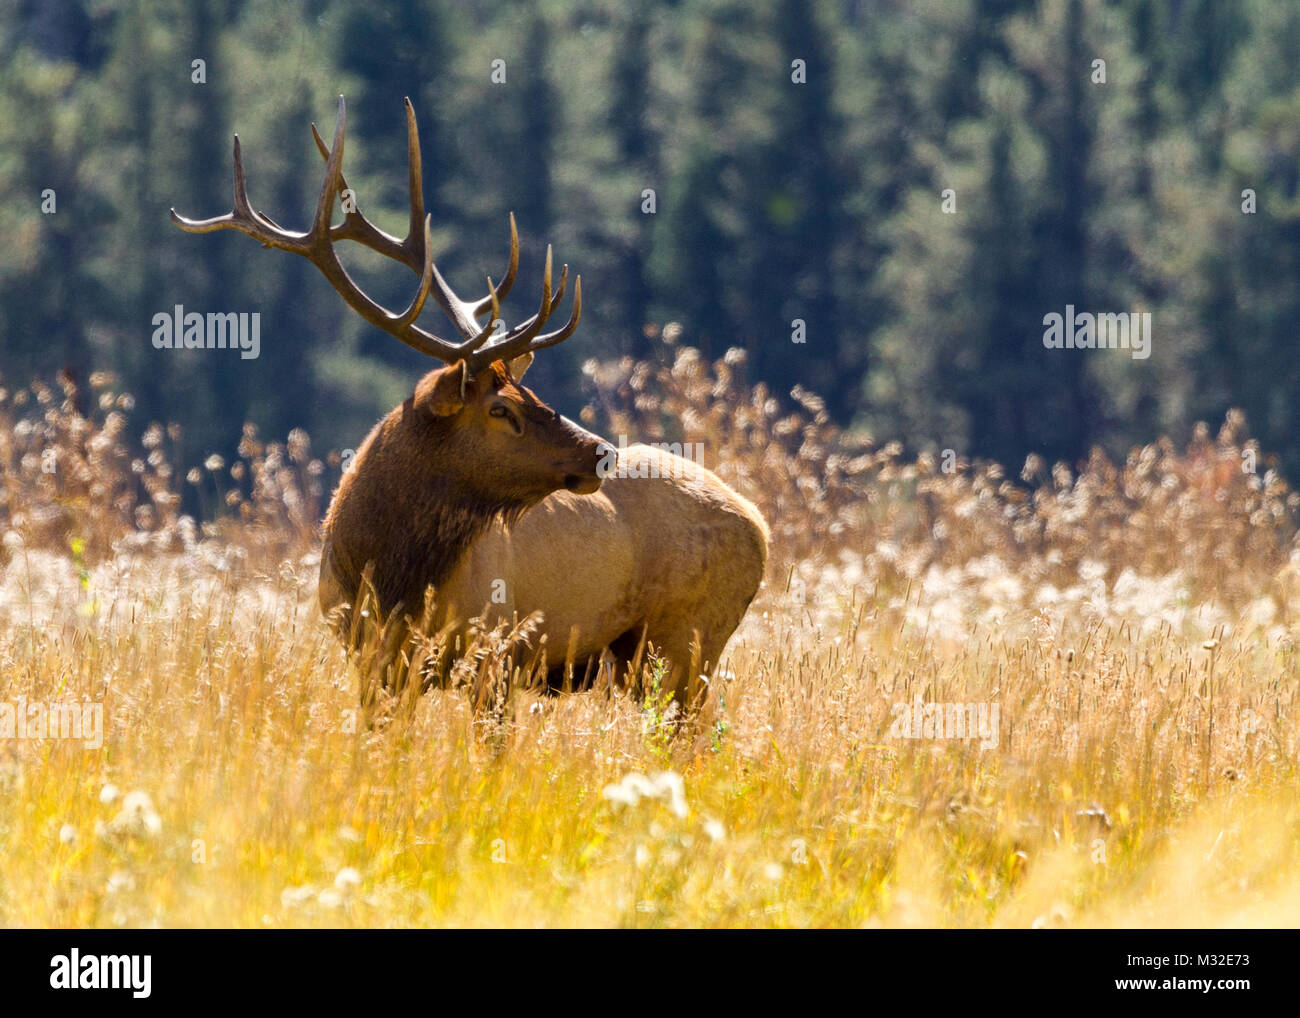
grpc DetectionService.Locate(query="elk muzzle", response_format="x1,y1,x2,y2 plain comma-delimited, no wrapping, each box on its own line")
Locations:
556,416,605,495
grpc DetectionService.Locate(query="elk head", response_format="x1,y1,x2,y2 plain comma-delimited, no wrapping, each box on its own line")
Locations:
170,95,605,508
412,353,604,501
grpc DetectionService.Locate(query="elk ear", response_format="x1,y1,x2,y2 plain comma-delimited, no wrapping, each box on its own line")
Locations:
507,352,533,382
415,362,470,417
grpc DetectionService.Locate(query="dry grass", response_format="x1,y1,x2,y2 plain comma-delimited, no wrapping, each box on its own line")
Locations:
0,342,1297,928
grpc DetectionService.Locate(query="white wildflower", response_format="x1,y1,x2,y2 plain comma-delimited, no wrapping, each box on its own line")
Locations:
334,867,362,893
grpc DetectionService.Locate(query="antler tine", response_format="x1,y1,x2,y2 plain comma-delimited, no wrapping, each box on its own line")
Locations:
310,98,516,341
312,97,349,239
310,121,415,270
475,277,582,371
464,248,582,373
402,97,426,252
468,212,520,317
485,275,500,331
391,214,437,330
464,250,551,367
524,275,582,351
464,279,581,372
231,137,259,224
491,252,564,347
171,135,310,253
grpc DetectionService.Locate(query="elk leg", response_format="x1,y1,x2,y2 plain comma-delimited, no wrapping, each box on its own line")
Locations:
641,613,736,713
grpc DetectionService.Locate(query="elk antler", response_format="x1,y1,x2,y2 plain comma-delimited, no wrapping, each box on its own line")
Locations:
170,96,581,374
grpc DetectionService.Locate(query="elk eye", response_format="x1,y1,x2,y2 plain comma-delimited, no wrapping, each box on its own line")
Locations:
490,404,523,434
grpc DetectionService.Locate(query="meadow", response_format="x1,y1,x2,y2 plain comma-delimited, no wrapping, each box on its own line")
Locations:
1,336,1297,927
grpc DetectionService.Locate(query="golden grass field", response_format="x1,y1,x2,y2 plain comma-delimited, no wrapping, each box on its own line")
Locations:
2,339,1298,927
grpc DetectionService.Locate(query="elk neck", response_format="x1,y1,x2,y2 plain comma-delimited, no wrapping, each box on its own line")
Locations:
325,404,536,620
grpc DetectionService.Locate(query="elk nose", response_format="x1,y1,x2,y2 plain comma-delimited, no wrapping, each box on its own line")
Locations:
559,417,605,494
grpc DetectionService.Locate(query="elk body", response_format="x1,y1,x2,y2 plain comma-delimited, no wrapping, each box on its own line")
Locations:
173,97,768,708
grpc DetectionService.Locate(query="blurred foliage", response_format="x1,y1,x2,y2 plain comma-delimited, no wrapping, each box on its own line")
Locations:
1,0,1298,480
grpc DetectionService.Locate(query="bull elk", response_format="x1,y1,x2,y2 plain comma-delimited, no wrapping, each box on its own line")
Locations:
172,96,768,709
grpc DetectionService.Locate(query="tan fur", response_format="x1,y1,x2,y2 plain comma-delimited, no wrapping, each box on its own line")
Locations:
431,444,769,702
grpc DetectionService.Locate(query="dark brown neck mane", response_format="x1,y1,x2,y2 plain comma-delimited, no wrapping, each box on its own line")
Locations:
322,404,534,622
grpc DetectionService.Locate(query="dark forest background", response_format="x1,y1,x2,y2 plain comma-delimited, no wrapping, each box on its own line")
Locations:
2,0,1298,479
